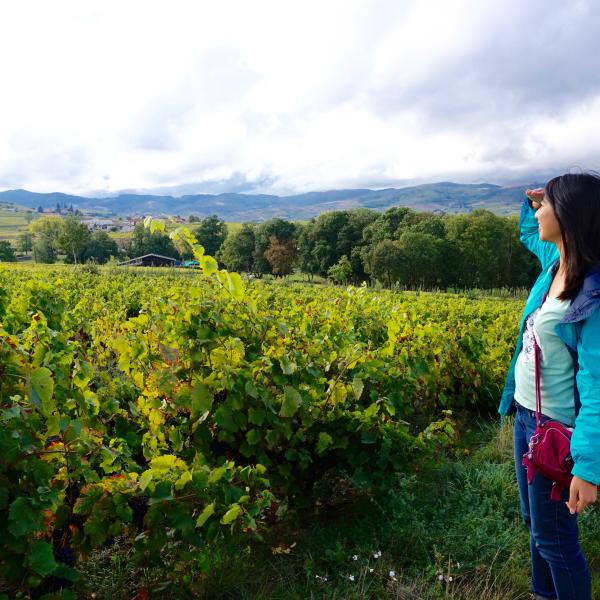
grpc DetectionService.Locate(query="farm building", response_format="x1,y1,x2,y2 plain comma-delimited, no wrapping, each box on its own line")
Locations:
118,253,181,267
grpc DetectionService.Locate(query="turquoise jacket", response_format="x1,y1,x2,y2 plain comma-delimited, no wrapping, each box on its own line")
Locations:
499,199,600,486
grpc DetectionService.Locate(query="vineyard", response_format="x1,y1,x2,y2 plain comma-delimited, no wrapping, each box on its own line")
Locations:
0,258,524,598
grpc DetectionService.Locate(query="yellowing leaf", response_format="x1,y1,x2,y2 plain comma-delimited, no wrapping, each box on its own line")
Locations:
330,383,347,404
208,466,226,484
196,502,215,528
316,432,333,454
352,377,364,400
221,503,242,525
139,470,153,491
150,455,183,471
175,470,192,490
201,255,218,276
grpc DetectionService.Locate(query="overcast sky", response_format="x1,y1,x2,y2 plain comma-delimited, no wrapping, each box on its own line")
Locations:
1,0,600,197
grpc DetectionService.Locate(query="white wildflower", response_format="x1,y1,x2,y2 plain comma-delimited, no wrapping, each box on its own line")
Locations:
352,554,358,561
448,576,453,582
389,570,396,578
438,574,444,581
348,575,355,582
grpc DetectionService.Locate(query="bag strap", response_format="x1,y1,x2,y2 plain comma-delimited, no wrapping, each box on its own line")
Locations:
533,292,548,428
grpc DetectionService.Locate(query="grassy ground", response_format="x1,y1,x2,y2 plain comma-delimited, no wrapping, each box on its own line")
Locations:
69,419,600,600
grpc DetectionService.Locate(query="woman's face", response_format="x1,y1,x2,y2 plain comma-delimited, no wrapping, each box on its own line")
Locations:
535,194,562,244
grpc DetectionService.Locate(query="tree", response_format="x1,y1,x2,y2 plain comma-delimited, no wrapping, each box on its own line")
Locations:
83,231,119,264
254,219,298,275
16,232,34,255
218,224,256,272
128,223,180,259
298,209,377,280
59,217,92,264
327,255,352,284
363,240,403,288
33,238,56,263
29,216,63,263
263,235,297,276
194,215,228,257
395,231,442,288
445,210,510,289
362,207,415,245
188,215,201,223
0,241,16,262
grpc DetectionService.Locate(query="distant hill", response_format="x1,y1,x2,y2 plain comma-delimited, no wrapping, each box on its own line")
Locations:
0,182,540,221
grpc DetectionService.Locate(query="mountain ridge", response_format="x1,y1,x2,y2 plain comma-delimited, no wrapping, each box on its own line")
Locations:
0,182,540,221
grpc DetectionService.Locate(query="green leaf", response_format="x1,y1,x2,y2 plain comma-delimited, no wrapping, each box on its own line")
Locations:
54,563,80,582
73,361,94,390
196,502,215,528
115,503,133,523
191,382,213,420
221,503,242,525
215,405,238,432
84,510,109,546
246,429,262,445
73,486,104,515
30,367,54,413
245,380,259,398
8,497,44,537
279,386,302,418
248,407,265,425
316,432,333,454
29,541,57,577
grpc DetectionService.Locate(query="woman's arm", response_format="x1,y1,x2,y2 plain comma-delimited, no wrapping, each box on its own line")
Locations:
571,306,600,486
519,194,559,269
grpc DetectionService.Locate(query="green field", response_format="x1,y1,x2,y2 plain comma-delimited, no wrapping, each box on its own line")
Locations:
0,204,34,239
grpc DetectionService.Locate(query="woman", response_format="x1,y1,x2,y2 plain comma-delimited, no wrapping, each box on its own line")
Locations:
498,172,600,600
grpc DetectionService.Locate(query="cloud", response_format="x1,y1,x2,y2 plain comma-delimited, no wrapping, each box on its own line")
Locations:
0,0,599,196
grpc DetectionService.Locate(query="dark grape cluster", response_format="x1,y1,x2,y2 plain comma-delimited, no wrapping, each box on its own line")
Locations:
129,495,149,529
54,544,76,567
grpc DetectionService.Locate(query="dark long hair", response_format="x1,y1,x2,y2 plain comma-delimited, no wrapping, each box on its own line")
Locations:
544,172,600,300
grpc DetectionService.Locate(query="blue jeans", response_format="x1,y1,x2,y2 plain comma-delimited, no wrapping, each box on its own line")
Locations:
514,402,591,599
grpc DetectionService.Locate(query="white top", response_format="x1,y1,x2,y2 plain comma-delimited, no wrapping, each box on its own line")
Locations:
514,296,576,426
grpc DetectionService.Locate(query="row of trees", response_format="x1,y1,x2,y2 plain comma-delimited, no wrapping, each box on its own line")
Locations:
7,215,230,266
17,217,120,264
5,207,540,289
216,207,540,289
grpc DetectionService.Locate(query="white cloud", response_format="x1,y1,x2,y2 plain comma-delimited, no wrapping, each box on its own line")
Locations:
0,0,599,195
